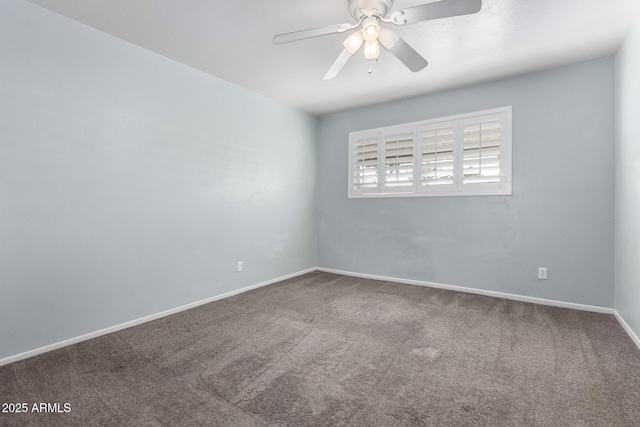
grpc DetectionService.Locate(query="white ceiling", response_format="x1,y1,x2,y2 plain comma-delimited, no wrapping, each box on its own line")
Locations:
25,0,640,116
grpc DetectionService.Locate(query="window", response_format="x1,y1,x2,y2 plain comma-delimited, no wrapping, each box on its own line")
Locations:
348,107,512,198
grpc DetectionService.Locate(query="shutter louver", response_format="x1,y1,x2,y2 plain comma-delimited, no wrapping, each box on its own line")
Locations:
421,126,455,186
384,132,414,189
463,118,502,185
352,136,379,192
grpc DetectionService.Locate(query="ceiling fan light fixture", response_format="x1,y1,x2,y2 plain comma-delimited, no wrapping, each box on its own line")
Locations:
274,0,483,79
361,17,380,42
378,27,399,49
343,30,364,54
364,40,380,60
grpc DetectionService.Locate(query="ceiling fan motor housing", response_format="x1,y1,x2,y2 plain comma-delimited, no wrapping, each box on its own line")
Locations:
349,0,393,20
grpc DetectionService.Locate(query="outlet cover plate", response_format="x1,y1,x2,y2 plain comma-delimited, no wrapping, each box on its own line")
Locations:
538,267,547,280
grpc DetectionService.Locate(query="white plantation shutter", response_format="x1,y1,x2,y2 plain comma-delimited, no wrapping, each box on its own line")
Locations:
350,133,380,194
383,131,414,191
461,112,508,190
348,107,511,197
419,122,455,191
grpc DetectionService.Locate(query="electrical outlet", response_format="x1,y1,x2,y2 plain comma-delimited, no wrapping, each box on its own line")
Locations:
538,267,547,280
237,261,243,272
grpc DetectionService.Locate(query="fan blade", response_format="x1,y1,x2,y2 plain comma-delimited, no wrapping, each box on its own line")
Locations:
394,0,481,25
274,23,355,44
322,49,354,80
378,28,428,72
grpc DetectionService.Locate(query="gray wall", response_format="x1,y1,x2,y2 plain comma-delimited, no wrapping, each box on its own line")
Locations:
317,57,615,307
0,0,317,360
615,19,640,338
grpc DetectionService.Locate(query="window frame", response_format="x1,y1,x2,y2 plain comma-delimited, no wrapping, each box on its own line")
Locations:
347,106,512,198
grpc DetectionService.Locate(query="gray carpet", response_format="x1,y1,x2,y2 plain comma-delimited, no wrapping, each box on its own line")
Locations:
1,272,639,426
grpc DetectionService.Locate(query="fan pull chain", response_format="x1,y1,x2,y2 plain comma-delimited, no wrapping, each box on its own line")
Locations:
368,58,379,75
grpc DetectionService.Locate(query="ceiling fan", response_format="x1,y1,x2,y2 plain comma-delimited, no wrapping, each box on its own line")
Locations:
273,0,482,80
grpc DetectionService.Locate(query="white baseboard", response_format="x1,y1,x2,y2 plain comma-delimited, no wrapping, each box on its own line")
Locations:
3,266,637,367
316,267,615,314
0,268,316,367
613,311,640,351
